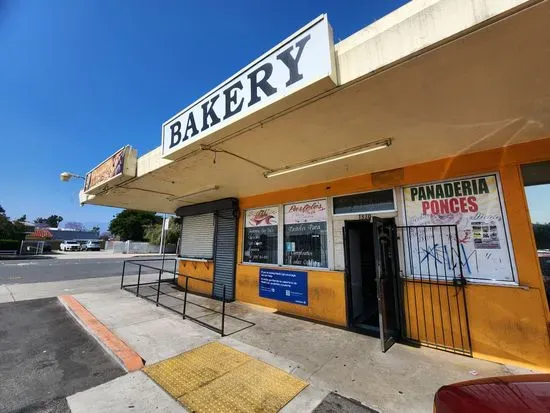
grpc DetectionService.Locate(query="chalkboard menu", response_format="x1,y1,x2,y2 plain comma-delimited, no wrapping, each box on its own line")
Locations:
283,200,328,268
243,207,278,264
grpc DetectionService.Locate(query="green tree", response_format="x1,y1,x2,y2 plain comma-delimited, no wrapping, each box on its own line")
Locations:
533,223,550,250
108,210,161,241
0,207,14,239
91,225,100,233
46,215,63,228
16,214,26,222
144,219,181,245
34,215,63,228
0,205,26,241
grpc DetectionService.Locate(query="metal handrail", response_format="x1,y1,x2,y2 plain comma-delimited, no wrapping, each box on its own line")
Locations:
120,258,228,336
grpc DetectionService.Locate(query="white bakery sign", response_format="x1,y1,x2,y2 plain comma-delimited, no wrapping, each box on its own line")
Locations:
161,15,335,159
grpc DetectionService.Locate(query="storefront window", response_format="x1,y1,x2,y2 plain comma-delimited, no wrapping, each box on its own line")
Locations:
284,200,328,268
333,189,395,215
243,207,278,264
521,161,550,309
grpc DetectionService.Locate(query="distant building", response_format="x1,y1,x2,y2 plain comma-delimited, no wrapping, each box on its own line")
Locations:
48,228,100,242
25,227,99,242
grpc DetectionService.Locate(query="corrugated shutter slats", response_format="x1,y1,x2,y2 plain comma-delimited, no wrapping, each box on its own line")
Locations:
180,213,214,259
213,209,237,300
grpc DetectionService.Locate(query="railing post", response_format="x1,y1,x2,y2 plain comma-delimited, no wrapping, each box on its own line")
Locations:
136,265,142,297
182,276,189,319
120,261,126,289
221,285,226,337
156,269,162,306
173,259,177,283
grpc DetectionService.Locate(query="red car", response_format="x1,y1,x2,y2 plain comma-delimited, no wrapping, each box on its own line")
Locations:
434,374,550,412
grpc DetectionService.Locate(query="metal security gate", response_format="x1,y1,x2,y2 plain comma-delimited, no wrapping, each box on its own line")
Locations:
213,208,238,301
396,225,472,356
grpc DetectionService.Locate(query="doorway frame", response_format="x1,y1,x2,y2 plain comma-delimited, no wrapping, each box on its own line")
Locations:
343,217,402,347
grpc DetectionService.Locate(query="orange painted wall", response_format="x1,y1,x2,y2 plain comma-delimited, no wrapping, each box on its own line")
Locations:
236,137,550,370
236,264,347,326
177,259,213,296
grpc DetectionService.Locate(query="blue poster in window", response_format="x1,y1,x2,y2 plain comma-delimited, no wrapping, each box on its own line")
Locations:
259,268,308,306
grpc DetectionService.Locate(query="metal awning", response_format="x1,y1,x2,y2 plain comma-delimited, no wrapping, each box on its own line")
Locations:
81,0,550,213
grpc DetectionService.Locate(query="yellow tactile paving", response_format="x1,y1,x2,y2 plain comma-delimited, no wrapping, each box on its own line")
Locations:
143,341,308,412
143,342,251,398
179,358,308,413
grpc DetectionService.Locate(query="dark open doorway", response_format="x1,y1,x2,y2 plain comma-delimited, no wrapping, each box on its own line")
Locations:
343,218,400,351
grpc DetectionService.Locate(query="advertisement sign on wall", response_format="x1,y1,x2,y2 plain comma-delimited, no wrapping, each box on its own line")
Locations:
84,146,137,195
259,268,308,305
402,174,516,283
162,15,336,159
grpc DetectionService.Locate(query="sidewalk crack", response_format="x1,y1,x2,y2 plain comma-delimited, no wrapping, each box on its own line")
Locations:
4,285,16,302
304,354,335,381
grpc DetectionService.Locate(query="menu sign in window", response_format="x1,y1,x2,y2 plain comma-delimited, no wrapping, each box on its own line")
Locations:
284,200,328,268
243,207,278,264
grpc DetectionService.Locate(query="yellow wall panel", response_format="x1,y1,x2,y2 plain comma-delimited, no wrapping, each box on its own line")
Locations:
235,138,550,370
178,259,214,296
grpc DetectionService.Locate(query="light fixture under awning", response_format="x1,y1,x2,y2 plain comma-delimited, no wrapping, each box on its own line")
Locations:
264,139,392,178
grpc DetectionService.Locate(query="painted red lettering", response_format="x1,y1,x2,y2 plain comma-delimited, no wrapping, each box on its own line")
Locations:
439,199,450,214
467,196,478,212
430,200,440,214
449,198,460,213
459,197,468,212
421,201,430,214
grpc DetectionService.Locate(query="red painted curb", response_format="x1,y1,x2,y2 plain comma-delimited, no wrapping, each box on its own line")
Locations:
59,295,144,372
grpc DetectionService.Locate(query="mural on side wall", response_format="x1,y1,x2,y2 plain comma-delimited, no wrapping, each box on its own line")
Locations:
402,174,516,283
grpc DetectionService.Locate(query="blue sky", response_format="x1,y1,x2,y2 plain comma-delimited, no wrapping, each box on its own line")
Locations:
0,0,411,230
1,0,548,231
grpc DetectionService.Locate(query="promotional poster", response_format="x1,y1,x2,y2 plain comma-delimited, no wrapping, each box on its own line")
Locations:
402,174,515,283
284,200,328,267
243,207,279,264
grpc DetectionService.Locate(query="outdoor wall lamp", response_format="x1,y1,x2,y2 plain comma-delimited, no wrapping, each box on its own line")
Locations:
60,172,85,182
264,138,392,178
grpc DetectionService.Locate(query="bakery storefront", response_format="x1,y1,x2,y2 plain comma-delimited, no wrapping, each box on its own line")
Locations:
81,4,550,371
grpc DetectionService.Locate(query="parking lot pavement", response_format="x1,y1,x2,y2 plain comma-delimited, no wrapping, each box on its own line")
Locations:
0,297,125,413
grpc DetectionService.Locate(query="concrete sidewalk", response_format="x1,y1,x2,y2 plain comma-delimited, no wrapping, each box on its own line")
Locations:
50,251,177,260
65,288,529,413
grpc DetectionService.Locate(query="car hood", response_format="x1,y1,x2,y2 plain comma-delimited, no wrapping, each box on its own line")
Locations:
435,374,550,413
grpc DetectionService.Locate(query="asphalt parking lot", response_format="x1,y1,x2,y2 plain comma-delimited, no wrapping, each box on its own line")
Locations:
0,297,125,413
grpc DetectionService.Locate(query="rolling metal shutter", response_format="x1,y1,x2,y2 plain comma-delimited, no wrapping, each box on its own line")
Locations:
180,213,214,259
213,209,238,301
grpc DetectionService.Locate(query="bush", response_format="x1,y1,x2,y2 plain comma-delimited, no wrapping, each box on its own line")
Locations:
0,239,20,251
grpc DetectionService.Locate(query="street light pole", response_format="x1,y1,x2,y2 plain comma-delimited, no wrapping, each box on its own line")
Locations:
60,172,85,182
